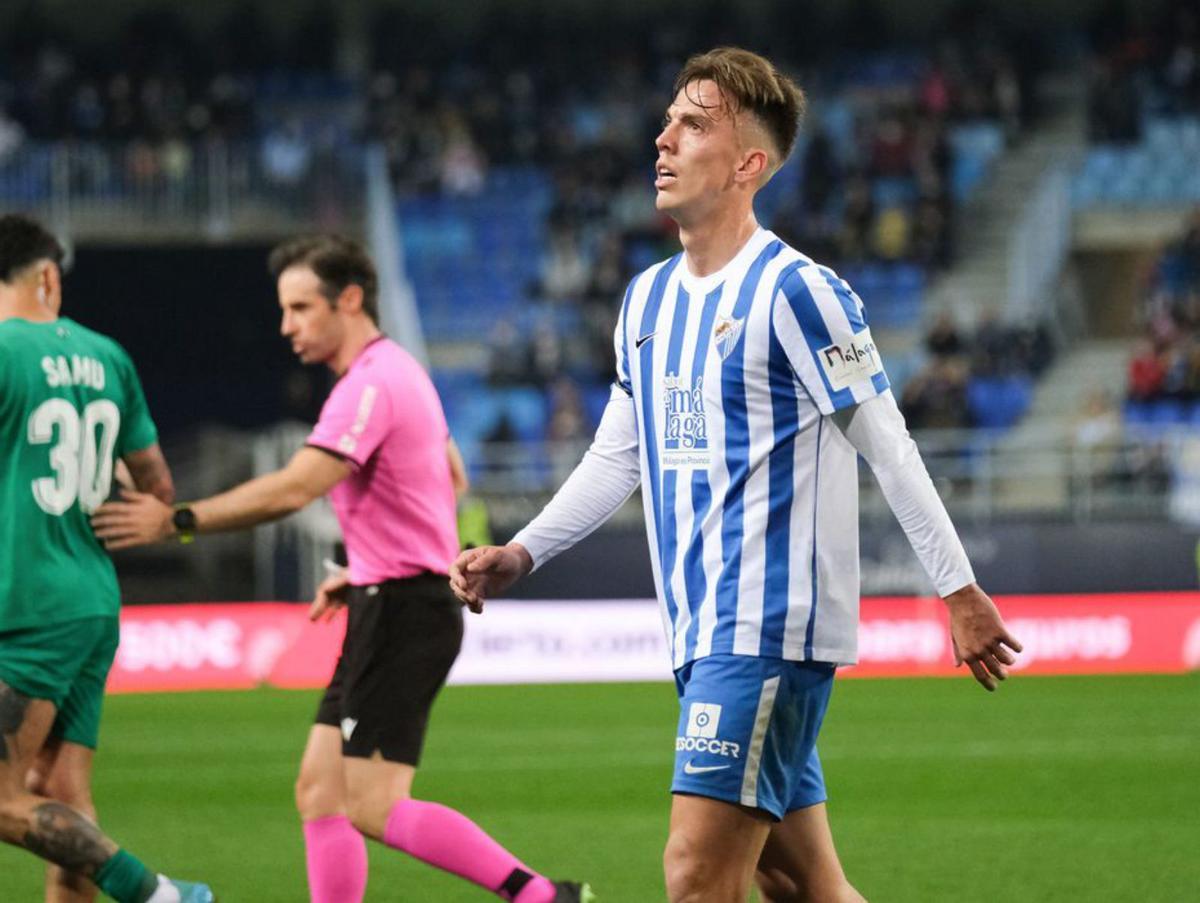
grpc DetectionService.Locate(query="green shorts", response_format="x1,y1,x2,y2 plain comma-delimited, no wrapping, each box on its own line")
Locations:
0,616,120,749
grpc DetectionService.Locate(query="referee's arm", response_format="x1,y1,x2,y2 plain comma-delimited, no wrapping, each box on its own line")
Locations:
93,446,349,548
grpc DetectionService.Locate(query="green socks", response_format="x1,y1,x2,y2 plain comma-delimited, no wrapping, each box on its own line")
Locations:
94,849,158,903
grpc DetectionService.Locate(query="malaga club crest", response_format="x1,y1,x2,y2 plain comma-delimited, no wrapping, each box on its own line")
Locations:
713,316,745,361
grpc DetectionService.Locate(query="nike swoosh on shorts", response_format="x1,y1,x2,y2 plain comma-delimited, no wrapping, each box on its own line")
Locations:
683,760,731,775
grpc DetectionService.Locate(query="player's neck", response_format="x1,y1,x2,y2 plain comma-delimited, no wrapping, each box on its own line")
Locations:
0,293,56,324
328,320,383,376
676,207,760,279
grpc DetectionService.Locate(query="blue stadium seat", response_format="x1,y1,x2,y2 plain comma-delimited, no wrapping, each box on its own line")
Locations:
1123,400,1153,426
582,383,613,428
967,376,1033,430
1148,399,1187,425
401,166,556,340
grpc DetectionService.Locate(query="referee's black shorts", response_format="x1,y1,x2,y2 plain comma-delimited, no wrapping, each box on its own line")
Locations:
314,571,463,765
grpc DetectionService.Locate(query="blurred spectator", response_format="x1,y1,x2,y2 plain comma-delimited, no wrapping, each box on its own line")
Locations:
900,357,972,429
838,173,875,261
546,378,588,443
872,205,911,260
1129,338,1168,401
1085,0,1200,144
1073,389,1123,468
0,107,24,161
925,312,965,358
486,320,533,387
1127,210,1200,404
539,225,590,301
438,114,487,196
1080,386,1123,489
262,122,312,186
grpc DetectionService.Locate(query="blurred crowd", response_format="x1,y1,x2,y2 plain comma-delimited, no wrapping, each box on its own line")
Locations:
2,1,1058,449
0,4,359,193
899,312,1054,431
391,12,1045,423
1086,0,1200,143
1127,209,1200,403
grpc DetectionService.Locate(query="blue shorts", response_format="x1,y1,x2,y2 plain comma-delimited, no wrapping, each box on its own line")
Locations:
672,654,835,820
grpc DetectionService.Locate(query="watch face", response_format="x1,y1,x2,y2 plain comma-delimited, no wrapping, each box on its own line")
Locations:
173,507,197,531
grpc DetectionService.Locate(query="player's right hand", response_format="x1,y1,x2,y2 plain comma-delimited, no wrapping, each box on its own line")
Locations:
310,570,350,622
449,543,532,614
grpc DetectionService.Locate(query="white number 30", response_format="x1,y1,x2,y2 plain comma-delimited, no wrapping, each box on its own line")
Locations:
27,398,121,515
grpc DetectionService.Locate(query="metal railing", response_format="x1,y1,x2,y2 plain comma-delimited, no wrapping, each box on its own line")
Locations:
212,421,1195,599
468,425,1188,525
1008,162,1073,321
0,140,365,240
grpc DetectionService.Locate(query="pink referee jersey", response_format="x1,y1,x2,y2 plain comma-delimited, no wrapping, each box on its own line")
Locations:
307,336,459,585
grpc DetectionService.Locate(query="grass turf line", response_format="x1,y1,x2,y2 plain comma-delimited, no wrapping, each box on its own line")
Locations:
0,674,1196,901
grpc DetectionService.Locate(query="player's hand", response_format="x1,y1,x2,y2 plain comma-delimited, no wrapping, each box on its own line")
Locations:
310,570,350,622
90,489,175,550
944,584,1023,691
449,543,532,614
113,459,136,492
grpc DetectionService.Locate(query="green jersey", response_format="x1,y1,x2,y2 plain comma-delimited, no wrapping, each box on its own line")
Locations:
0,316,158,629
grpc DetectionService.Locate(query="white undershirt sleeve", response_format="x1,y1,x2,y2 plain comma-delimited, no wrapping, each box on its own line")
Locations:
511,385,641,571
831,391,976,597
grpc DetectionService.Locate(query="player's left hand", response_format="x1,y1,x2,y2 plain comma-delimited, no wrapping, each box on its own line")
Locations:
943,583,1023,692
91,489,175,550
310,570,350,622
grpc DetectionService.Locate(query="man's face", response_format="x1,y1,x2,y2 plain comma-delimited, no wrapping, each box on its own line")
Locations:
654,79,745,221
278,265,344,365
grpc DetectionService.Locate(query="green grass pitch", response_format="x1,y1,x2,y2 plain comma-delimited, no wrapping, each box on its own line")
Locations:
2,673,1197,901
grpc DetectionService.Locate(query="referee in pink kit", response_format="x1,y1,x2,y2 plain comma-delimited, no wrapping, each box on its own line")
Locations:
92,235,593,903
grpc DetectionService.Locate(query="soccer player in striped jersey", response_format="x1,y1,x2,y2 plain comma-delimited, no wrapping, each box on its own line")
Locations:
452,47,1022,903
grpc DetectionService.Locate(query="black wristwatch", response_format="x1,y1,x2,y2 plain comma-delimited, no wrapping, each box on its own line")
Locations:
172,505,197,545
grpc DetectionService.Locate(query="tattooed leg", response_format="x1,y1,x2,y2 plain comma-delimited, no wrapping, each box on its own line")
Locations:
34,741,102,902
22,801,117,877
0,680,32,761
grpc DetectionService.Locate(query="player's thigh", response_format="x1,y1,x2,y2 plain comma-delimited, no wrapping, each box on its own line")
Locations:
342,755,415,840
0,680,57,798
665,794,772,901
36,740,97,815
338,575,463,768
0,617,116,765
756,803,856,903
295,724,348,819
49,618,119,754
671,655,835,821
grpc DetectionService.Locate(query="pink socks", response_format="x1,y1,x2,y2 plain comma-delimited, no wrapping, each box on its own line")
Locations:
382,798,556,902
303,815,368,903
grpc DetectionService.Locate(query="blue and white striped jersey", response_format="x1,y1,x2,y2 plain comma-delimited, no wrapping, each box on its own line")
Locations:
616,229,889,668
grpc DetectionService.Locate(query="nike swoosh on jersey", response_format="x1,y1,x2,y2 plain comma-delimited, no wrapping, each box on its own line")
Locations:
683,760,731,775
635,332,656,349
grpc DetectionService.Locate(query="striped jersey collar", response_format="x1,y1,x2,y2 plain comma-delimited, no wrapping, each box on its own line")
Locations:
677,227,775,296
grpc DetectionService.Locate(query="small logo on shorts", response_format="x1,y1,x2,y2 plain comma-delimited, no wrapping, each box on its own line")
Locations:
341,717,358,741
686,702,722,739
683,760,731,775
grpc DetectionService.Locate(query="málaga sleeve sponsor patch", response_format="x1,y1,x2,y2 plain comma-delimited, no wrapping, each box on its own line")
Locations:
816,328,883,391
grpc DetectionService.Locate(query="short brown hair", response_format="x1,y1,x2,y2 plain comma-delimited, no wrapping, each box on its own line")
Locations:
268,234,379,323
0,214,65,283
673,47,806,172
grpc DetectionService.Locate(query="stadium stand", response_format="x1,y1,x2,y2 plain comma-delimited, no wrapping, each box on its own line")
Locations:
369,12,1042,466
